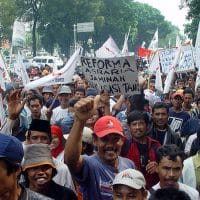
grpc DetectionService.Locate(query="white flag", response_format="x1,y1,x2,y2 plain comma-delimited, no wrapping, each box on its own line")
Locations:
195,21,200,48
148,29,158,50
95,36,120,58
153,52,163,92
121,34,129,56
0,53,10,86
176,35,181,48
12,20,26,47
25,48,81,90
163,44,182,94
149,52,158,73
15,52,30,86
0,94,5,127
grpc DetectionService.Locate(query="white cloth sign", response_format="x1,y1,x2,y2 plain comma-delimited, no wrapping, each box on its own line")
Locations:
12,20,26,47
25,48,81,90
95,36,121,58
80,56,140,95
0,94,5,126
176,45,195,72
159,48,176,74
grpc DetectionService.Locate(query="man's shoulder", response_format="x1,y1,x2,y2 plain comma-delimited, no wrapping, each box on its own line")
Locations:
179,182,199,198
26,188,53,200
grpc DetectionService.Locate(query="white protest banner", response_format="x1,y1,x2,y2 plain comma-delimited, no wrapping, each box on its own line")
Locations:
176,44,195,73
164,45,182,94
148,29,158,50
195,21,200,48
12,20,26,47
159,48,176,74
80,56,140,95
0,69,5,91
25,48,81,90
195,47,200,90
0,94,5,126
149,52,159,74
44,58,77,86
95,36,121,58
0,53,11,84
153,52,163,92
15,52,30,86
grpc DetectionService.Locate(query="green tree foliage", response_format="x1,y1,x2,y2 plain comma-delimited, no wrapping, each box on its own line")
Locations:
0,0,180,55
0,0,16,41
131,2,178,49
183,0,200,45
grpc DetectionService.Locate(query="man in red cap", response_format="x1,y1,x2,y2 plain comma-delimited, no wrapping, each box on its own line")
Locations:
65,97,135,200
168,92,190,136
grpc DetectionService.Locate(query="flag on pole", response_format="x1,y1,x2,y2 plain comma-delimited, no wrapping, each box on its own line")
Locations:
121,27,131,56
138,47,152,58
12,20,26,47
195,22,200,48
25,48,81,90
15,52,30,86
95,36,120,58
163,44,182,94
176,35,182,48
148,29,158,50
0,53,11,85
0,94,5,127
141,41,146,48
154,52,163,92
121,34,129,56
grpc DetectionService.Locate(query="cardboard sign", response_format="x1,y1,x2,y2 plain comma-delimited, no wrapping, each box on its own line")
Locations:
80,56,140,95
159,48,176,74
176,45,195,73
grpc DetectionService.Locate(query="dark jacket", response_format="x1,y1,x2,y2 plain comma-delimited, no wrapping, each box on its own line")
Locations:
148,123,183,150
47,180,77,200
121,137,160,189
19,184,52,200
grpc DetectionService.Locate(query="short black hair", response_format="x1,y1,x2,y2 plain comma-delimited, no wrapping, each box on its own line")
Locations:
176,78,184,83
183,88,194,99
22,166,57,187
149,187,191,200
68,99,79,107
156,144,185,164
75,87,85,95
196,97,200,105
27,94,44,107
27,119,52,141
0,158,21,176
128,94,145,112
152,102,169,114
127,110,149,125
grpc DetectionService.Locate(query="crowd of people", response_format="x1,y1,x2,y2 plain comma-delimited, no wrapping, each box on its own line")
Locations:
0,66,200,200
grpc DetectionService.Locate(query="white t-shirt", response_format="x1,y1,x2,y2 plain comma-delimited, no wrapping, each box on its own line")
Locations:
152,182,199,200
185,133,197,154
51,106,68,124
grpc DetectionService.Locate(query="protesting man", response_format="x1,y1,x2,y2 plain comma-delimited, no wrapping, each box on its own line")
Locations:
121,110,160,189
0,134,51,199
149,102,183,149
151,144,199,200
65,97,135,200
112,169,148,200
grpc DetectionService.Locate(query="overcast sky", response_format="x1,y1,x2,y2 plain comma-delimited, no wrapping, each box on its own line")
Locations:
136,0,188,33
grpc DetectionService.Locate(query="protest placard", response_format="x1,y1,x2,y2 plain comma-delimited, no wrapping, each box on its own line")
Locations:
80,56,140,95
159,48,176,74
176,44,195,73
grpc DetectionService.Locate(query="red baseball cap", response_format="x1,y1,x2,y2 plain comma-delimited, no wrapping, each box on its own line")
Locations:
172,92,183,99
94,116,124,138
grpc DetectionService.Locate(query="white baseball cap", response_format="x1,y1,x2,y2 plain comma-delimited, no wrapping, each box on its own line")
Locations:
113,169,146,190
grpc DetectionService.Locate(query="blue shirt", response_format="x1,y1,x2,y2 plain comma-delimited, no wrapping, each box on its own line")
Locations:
168,108,190,135
76,154,135,200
